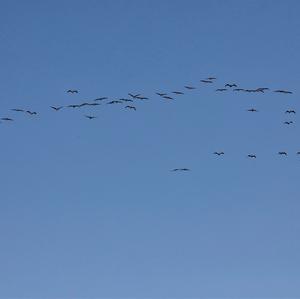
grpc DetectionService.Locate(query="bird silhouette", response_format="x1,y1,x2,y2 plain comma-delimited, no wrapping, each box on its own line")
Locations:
51,106,63,111
67,90,78,93
120,98,133,102
11,108,24,112
284,121,293,125
233,88,244,91
206,77,216,80
94,97,108,101
248,154,257,158
172,91,184,95
1,117,13,121
184,86,196,90
26,111,37,115
274,90,293,94
214,152,224,156
216,88,227,91
285,110,296,114
156,92,167,96
67,104,80,108
128,93,141,99
107,100,123,104
278,152,288,156
171,168,190,172
85,115,96,120
201,80,213,83
125,106,136,111
163,96,174,100
247,108,258,112
225,83,237,88
136,96,149,100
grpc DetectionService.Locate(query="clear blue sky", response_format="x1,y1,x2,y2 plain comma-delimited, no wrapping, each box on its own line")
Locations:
0,0,300,298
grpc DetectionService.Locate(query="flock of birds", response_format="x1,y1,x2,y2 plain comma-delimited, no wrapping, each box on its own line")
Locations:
1,77,297,172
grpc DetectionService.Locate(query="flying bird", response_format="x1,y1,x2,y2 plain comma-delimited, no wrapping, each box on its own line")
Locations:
285,110,296,114
67,90,78,93
107,100,123,104
51,106,63,111
26,111,37,115
172,91,184,95
94,97,108,101
11,108,24,112
206,77,216,80
274,90,293,94
67,104,80,108
85,115,96,120
184,86,196,90
248,154,257,158
216,88,227,91
136,96,149,100
284,121,293,125
125,106,136,111
163,96,174,100
156,92,167,96
1,117,13,121
225,83,237,88
200,80,213,83
233,88,244,91
128,93,141,99
214,152,224,156
247,108,258,112
278,152,288,156
120,98,133,102
171,168,190,172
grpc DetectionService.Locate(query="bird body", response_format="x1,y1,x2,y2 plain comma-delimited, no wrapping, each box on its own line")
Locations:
67,89,78,93
125,106,136,111
214,152,224,156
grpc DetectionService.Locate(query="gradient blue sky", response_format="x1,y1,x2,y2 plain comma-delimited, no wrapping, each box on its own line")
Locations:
1,0,300,298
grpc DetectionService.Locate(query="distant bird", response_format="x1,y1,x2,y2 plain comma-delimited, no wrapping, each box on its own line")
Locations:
214,152,224,156
125,105,136,111
163,96,174,100
216,88,227,92
156,92,167,96
274,90,293,94
67,104,80,108
247,108,258,112
201,80,213,83
225,83,237,88
51,106,63,111
172,91,184,95
26,111,37,115
285,110,296,114
94,97,107,101
1,117,13,121
86,102,100,106
256,87,269,92
107,100,123,104
206,77,216,80
67,90,78,93
278,151,288,156
120,98,133,102
184,86,196,90
136,96,149,100
248,154,257,158
297,152,300,155
284,121,293,125
11,108,24,112
128,93,141,99
233,88,244,91
85,115,96,120
171,168,190,172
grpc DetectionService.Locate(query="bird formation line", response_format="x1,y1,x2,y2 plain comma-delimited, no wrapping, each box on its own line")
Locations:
1,76,297,171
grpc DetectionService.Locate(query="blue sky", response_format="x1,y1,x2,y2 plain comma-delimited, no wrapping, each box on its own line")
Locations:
0,0,300,298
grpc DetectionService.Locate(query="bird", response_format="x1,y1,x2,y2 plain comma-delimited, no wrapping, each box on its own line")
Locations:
11,108,24,112
297,152,300,155
67,104,80,108
216,88,227,92
233,88,244,91
214,152,224,156
1,117,13,121
163,96,174,100
128,93,141,99
285,110,296,114
156,92,167,96
278,152,288,156
51,106,63,111
200,80,213,83
172,91,184,95
94,97,108,101
171,168,190,172
125,105,136,111
136,96,149,100
67,89,78,93
284,121,293,125
184,86,196,90
247,108,258,112
26,111,37,115
107,100,123,104
274,90,293,94
225,83,237,88
120,98,133,102
86,102,100,106
248,154,257,158
206,77,216,80
256,87,269,92
85,115,96,120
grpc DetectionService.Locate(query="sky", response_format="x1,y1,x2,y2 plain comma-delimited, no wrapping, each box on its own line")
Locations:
0,0,300,298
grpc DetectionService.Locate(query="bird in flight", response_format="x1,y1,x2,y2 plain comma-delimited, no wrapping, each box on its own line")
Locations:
125,105,136,111
206,77,216,80
184,86,196,90
285,110,296,114
85,115,96,120
247,108,258,112
248,154,257,158
107,100,123,105
233,88,244,91
278,151,288,156
225,83,237,88
67,104,80,108
120,98,133,102
156,92,167,96
284,121,293,125
214,151,224,156
136,96,149,100
67,90,78,93
128,93,141,99
171,168,190,172
256,87,269,92
216,88,227,92
200,79,213,83
94,97,108,101
274,90,293,94
11,108,24,112
172,91,184,95
297,152,300,155
26,111,37,115
163,96,174,100
51,106,63,111
1,117,13,121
